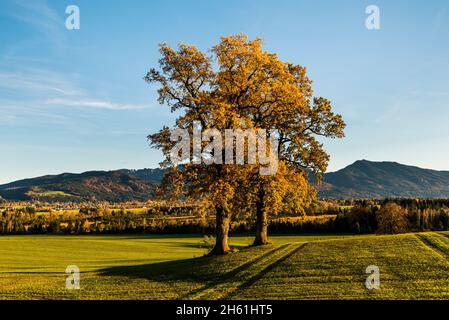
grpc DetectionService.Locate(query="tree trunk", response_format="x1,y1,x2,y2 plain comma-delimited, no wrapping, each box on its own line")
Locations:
253,198,269,246
209,206,231,255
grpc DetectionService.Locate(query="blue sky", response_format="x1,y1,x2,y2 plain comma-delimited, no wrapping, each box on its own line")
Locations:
0,0,448,184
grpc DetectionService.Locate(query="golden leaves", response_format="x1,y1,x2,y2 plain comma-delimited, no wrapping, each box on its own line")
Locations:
147,34,345,218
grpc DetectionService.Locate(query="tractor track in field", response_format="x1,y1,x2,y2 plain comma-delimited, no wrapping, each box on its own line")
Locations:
180,244,290,300
225,242,307,299
438,232,449,241
415,233,449,261
184,242,306,300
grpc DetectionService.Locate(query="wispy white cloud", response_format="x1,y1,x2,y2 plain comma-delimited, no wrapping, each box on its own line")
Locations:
45,98,146,110
0,69,84,96
9,0,64,41
0,2,149,114
0,99,70,124
0,68,148,115
0,0,67,65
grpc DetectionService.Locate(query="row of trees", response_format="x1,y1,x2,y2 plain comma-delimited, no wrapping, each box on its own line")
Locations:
147,34,345,254
2,202,449,235
343,203,449,234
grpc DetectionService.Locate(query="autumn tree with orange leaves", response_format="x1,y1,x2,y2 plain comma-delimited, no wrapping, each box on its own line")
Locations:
146,34,345,254
212,36,345,245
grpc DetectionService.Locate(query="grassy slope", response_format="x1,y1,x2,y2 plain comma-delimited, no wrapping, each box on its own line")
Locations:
0,233,448,299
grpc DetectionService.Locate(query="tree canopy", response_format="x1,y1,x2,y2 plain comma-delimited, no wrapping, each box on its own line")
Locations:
147,34,345,253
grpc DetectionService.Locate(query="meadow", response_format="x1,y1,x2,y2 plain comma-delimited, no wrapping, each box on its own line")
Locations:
1,232,449,300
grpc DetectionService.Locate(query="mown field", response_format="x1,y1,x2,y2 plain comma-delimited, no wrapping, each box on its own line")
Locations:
1,232,449,299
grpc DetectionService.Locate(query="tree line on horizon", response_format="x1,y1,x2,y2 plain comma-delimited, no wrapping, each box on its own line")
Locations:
1,200,449,235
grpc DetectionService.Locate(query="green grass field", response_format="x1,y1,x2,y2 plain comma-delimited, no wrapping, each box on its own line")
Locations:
1,232,449,300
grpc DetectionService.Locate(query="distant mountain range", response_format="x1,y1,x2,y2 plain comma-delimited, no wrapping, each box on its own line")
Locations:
1,160,449,201
319,160,449,199
0,170,158,202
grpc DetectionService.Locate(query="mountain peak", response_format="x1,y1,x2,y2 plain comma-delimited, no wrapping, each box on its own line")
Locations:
350,159,401,167
322,160,449,199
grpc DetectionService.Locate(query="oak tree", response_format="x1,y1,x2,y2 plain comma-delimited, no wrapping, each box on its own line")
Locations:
212,35,345,245
146,34,345,253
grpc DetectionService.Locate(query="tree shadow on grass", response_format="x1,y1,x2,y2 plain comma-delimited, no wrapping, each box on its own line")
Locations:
99,255,220,284
98,244,261,285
